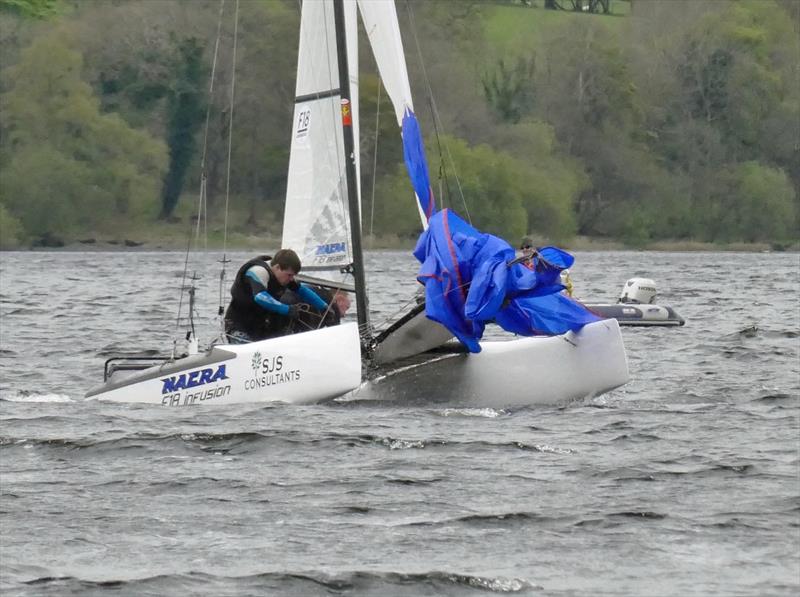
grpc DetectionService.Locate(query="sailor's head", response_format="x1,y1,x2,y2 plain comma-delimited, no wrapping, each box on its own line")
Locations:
333,290,352,316
271,249,301,285
520,237,534,256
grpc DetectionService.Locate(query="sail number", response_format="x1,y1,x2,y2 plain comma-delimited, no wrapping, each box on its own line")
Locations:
296,107,311,139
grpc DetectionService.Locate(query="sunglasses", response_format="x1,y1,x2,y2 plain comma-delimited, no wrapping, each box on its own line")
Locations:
521,245,532,250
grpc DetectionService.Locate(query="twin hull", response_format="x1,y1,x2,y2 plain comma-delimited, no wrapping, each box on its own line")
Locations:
86,319,629,408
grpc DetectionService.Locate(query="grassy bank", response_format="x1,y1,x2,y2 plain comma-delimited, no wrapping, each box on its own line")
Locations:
483,0,630,61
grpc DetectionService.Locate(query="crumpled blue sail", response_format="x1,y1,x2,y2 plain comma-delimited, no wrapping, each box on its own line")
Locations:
402,109,435,220
414,209,601,352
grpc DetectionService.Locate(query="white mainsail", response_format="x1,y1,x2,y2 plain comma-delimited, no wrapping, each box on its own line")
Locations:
282,0,360,277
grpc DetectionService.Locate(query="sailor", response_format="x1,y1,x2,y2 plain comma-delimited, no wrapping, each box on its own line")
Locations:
519,237,535,270
560,269,574,297
223,249,329,343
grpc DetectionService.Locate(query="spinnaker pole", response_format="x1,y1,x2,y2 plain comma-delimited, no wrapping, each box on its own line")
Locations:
332,0,371,343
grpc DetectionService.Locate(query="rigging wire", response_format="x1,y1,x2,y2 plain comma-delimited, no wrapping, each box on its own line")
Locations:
403,0,473,225
175,0,228,342
368,79,382,246
218,0,240,316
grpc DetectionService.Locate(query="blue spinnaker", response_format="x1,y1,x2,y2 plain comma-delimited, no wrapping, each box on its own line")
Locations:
402,109,435,220
414,209,600,352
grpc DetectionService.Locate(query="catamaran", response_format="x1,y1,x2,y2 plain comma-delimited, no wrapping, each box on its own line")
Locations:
86,0,629,408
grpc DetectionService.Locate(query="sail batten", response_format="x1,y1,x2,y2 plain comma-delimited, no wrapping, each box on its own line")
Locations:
295,89,341,104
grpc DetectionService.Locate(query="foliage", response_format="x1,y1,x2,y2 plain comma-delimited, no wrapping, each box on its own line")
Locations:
160,36,207,219
0,203,25,247
371,165,425,240
704,162,797,243
483,120,586,240
482,55,536,123
0,0,797,247
223,0,298,228
0,0,58,19
490,0,799,242
0,30,166,242
373,132,579,242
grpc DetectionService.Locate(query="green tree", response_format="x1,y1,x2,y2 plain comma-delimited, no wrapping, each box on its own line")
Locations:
221,0,298,228
0,30,167,242
485,120,586,240
705,162,796,243
160,36,207,219
0,0,58,19
534,17,646,236
373,133,578,242
0,203,24,247
638,0,800,240
481,55,536,124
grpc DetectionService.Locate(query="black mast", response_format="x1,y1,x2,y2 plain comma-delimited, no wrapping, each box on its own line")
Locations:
332,0,370,344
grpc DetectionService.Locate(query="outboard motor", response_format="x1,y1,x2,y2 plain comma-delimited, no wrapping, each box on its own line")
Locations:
618,278,657,304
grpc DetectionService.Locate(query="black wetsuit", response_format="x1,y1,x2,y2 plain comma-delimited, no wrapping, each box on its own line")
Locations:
224,256,329,341
224,256,298,340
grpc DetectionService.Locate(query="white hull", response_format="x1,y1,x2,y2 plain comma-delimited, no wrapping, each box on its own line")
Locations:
85,323,362,406
351,319,629,407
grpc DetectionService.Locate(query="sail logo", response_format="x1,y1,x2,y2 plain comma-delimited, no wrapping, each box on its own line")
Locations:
296,107,311,139
161,365,229,394
251,352,262,373
315,242,346,255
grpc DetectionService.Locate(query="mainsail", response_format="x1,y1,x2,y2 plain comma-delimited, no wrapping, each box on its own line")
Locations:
282,0,360,277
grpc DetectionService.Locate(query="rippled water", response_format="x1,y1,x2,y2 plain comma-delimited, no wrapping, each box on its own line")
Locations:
1,250,798,596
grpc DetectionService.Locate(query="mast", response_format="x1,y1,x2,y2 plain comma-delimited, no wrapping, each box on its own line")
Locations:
332,0,370,342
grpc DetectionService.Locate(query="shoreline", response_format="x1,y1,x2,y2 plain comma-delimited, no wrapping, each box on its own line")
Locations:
1,236,795,253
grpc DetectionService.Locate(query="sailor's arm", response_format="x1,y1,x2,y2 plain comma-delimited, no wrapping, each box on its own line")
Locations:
296,284,328,311
244,267,292,316
253,289,293,316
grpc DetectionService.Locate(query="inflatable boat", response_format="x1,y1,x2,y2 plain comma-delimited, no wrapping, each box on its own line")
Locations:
583,278,685,327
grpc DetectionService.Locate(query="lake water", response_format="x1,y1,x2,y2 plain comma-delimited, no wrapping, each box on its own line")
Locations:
1,250,798,596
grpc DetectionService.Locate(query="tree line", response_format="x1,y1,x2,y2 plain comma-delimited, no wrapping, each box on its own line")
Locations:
0,0,797,248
